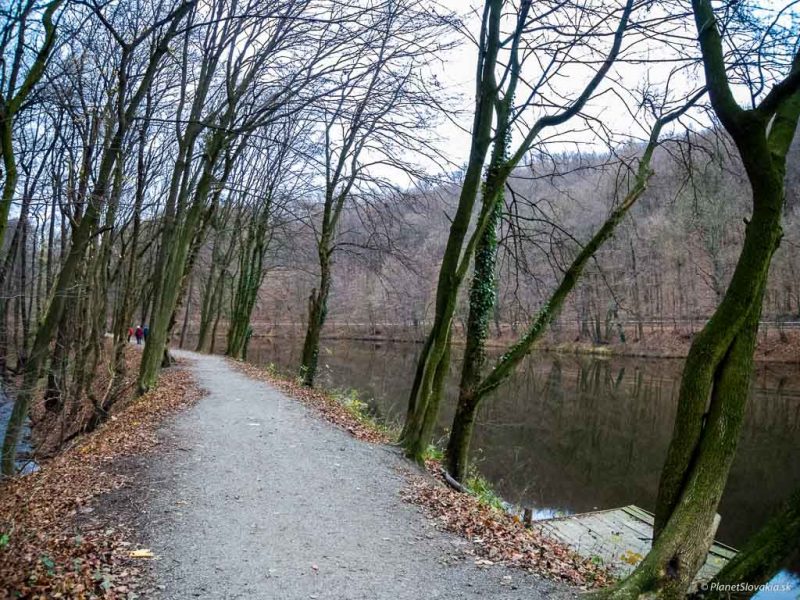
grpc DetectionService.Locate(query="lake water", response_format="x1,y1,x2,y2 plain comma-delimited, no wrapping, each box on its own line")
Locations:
242,337,800,579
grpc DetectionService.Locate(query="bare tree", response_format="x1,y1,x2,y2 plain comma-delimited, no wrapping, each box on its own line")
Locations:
1,0,196,475
297,0,448,386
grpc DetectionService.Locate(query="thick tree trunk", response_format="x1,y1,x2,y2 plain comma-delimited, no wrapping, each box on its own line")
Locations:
608,17,800,587
399,0,501,461
226,217,269,360
179,274,194,349
197,269,223,351
138,135,224,392
445,393,480,481
445,117,506,479
445,188,502,479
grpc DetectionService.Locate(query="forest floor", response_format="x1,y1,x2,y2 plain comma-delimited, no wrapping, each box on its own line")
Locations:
121,351,578,599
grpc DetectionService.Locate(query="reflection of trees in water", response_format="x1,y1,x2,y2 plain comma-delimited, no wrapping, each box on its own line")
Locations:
472,356,677,524
241,338,800,548
473,355,800,548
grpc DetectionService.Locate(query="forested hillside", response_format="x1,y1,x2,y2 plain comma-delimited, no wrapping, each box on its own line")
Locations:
200,132,800,352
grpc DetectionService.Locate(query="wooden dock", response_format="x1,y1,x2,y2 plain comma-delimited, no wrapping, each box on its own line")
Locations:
536,505,737,587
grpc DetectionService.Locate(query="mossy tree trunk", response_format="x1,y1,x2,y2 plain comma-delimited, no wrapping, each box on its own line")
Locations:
445,100,695,481
226,204,272,360
196,223,231,352
445,117,508,480
601,2,800,596
226,131,291,360
108,103,151,404
197,262,226,351
300,245,332,387
398,0,503,459
704,487,800,597
298,84,377,386
138,129,230,393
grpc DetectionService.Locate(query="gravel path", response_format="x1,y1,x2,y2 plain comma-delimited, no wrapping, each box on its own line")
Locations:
142,351,574,599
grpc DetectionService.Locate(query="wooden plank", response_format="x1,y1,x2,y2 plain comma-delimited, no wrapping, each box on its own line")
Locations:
535,505,737,588
620,504,738,561
622,504,655,524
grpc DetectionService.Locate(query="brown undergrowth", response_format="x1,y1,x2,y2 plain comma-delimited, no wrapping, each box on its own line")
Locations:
230,358,612,589
0,366,203,599
29,345,145,459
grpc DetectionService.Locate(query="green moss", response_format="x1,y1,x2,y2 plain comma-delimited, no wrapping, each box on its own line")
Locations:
464,471,505,511
422,444,444,462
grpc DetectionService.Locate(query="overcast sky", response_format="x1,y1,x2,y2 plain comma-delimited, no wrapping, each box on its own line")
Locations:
416,0,798,180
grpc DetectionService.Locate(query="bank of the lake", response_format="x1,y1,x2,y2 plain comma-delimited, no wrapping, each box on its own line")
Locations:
242,321,800,364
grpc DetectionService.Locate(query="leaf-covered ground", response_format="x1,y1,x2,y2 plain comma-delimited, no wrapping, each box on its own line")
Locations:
0,367,203,599
401,467,613,589
29,345,143,458
230,358,612,589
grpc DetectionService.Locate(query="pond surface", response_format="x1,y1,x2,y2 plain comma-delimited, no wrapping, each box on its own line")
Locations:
242,337,800,571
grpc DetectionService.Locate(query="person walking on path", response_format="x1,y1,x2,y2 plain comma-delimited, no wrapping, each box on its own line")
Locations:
143,325,149,342
135,325,144,345
128,327,134,343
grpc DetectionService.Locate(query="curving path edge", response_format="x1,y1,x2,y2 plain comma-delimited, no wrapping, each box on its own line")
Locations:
138,351,574,600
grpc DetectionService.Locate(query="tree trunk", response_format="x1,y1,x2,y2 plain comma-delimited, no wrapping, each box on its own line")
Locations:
399,0,502,460
704,488,800,597
444,109,679,481
138,135,225,392
607,7,800,589
445,155,504,480
300,257,331,387
0,1,194,474
179,274,194,349
226,211,269,359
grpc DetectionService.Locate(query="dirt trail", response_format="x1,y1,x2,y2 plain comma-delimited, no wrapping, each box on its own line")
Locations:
139,351,572,599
